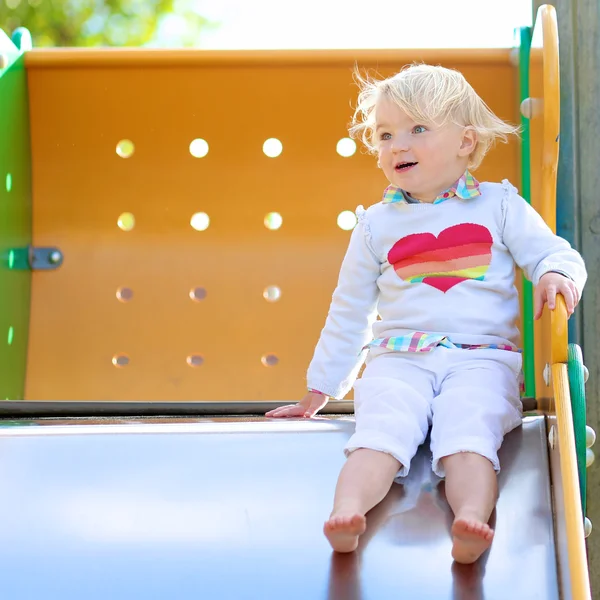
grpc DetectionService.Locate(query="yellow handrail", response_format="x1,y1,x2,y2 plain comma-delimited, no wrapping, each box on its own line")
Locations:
533,6,591,597
551,296,591,600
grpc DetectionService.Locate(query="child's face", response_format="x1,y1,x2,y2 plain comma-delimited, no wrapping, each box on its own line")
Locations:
375,97,475,202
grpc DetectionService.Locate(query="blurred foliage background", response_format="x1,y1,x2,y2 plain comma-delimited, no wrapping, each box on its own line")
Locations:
0,0,215,47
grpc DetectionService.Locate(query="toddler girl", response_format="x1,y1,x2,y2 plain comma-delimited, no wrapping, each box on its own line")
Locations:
266,64,586,564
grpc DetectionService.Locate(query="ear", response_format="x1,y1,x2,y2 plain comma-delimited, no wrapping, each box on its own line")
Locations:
458,126,477,157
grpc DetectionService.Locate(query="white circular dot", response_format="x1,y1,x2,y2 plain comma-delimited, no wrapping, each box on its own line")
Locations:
191,212,210,231
263,286,281,302
116,139,134,158
186,355,204,367
117,212,135,231
337,211,357,231
190,138,209,158
116,287,133,302
336,138,356,157
261,354,279,367
112,354,130,367
264,212,283,230
190,287,207,301
263,138,283,158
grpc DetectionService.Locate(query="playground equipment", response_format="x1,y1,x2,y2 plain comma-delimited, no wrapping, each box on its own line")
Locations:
0,4,593,599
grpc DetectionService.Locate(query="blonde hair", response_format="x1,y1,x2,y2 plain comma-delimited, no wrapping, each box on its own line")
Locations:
349,63,520,170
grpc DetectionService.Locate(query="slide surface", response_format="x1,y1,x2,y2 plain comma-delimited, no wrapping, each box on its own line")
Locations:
0,415,558,599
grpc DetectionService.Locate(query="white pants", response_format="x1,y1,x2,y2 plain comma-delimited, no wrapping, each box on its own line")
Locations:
345,348,523,478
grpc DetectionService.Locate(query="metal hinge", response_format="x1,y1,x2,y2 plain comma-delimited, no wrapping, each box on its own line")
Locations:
6,246,63,270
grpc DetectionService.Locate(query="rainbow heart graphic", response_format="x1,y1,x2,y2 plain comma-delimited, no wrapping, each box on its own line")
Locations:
387,223,493,293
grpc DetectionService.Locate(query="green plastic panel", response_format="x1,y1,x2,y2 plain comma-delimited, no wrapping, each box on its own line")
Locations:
568,343,587,516
517,26,536,399
0,29,32,400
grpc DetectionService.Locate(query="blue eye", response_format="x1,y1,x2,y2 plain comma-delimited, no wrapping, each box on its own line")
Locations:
413,125,427,134
380,132,392,140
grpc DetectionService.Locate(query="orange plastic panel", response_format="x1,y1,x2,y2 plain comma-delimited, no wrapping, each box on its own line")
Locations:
23,49,519,401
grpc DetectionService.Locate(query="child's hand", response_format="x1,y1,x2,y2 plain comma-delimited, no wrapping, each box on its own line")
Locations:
265,392,329,418
534,272,580,320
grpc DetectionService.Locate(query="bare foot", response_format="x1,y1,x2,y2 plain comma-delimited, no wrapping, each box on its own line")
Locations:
324,514,367,553
451,517,494,564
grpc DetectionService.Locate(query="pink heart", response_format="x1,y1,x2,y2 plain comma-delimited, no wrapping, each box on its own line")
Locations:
387,223,493,292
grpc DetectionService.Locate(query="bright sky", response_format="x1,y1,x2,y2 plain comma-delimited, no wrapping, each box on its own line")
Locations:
178,0,533,49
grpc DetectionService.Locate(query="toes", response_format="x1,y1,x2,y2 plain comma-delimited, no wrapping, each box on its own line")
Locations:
469,521,483,535
453,518,494,540
452,519,470,535
462,521,475,534
350,515,364,527
326,516,349,531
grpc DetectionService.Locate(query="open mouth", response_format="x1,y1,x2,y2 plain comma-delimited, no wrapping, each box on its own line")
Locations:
395,162,418,172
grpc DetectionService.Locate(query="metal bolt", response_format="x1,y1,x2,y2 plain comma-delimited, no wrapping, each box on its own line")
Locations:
585,518,593,538
520,98,533,119
548,426,556,450
586,448,595,468
520,97,542,120
586,426,596,449
543,364,552,386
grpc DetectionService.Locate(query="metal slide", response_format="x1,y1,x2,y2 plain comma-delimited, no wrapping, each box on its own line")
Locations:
0,414,557,600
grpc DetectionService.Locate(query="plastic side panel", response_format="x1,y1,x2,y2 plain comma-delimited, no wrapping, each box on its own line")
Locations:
0,51,32,401
24,55,519,400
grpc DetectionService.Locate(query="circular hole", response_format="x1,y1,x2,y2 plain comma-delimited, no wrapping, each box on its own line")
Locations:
336,138,357,157
186,355,204,367
116,139,135,158
118,212,135,231
263,138,283,158
261,354,279,367
337,210,358,231
190,287,207,301
189,138,209,158
7,326,14,346
116,287,133,302
264,212,283,230
191,212,210,231
6,173,12,192
263,285,281,302
112,354,130,367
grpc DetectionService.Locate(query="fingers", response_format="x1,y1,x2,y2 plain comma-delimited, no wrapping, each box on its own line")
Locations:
304,396,328,418
562,285,576,316
265,394,329,419
265,404,306,418
546,284,557,311
534,277,580,320
533,286,544,320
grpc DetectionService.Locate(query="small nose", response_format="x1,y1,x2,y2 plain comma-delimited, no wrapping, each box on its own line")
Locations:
390,133,409,152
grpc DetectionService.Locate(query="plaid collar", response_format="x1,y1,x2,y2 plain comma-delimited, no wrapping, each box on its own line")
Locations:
382,170,481,205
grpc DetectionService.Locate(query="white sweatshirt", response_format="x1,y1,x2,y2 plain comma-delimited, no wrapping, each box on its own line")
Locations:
306,180,587,399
